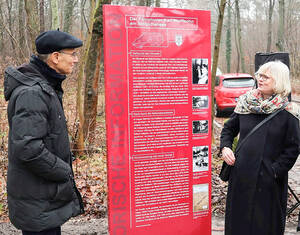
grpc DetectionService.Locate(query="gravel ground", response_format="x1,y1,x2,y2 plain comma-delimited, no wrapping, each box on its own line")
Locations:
1,216,299,235
212,216,300,235
0,217,108,235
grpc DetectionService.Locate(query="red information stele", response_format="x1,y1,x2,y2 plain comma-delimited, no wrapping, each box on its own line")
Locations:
104,5,211,235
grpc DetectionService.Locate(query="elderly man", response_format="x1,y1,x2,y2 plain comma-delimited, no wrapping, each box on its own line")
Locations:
4,30,84,235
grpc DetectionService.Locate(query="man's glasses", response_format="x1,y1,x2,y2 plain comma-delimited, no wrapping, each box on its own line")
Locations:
255,73,272,82
59,51,78,58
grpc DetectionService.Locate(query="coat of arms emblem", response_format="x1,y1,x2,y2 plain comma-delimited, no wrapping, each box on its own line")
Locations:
175,34,183,46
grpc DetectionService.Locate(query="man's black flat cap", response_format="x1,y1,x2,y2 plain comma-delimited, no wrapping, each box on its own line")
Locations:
35,30,83,54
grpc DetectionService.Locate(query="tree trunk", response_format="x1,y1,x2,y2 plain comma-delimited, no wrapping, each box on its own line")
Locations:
155,0,160,7
18,0,27,60
234,7,240,73
63,0,75,32
74,0,97,156
6,0,16,52
139,0,151,6
83,0,109,144
40,0,45,33
211,0,227,139
266,0,275,52
24,0,39,54
51,0,59,30
49,0,52,29
60,0,64,29
235,0,245,73
226,0,232,73
0,2,4,52
276,0,285,51
80,0,87,38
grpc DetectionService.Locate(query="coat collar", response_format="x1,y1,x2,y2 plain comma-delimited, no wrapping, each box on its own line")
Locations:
4,66,56,101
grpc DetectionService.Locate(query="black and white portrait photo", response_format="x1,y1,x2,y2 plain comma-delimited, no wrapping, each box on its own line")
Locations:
193,146,209,172
192,58,208,85
192,120,209,134
192,96,209,109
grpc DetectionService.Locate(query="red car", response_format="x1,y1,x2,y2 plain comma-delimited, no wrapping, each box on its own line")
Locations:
214,73,255,116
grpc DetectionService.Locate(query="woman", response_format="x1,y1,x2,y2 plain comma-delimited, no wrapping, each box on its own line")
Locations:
220,61,300,235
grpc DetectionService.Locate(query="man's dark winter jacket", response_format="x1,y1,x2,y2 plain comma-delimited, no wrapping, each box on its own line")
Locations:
4,61,84,232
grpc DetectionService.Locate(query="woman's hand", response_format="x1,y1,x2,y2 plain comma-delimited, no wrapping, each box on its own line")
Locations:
222,147,236,166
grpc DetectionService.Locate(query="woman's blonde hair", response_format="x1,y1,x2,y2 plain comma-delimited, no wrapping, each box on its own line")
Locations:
257,60,291,97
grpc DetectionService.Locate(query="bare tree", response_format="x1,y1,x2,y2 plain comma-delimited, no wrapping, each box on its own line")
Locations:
83,0,111,144
74,0,97,155
25,0,39,53
139,0,151,6
276,0,285,51
59,0,64,29
40,0,45,32
266,0,275,52
6,0,16,52
63,0,76,32
0,1,4,52
234,0,245,72
226,0,232,72
51,0,59,29
212,0,227,124
285,0,300,77
80,0,87,38
18,0,27,59
155,0,160,7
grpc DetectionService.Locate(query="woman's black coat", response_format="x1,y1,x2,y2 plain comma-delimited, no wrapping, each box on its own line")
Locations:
220,111,300,235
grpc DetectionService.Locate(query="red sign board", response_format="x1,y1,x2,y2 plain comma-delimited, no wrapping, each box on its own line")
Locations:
104,5,211,235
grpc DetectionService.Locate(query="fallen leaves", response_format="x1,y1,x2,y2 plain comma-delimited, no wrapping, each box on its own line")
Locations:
73,153,108,219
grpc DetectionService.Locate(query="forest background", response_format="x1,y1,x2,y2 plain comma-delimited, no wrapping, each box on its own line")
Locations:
0,0,300,222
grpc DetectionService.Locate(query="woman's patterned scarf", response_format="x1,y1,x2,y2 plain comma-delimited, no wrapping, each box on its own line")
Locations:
235,89,289,114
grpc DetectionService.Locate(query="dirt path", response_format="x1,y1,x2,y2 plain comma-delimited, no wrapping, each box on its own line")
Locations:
0,217,108,235
1,216,299,235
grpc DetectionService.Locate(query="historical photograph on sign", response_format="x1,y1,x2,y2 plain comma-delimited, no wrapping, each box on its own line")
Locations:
192,120,208,134
193,184,209,212
192,58,208,85
193,146,209,172
192,96,208,109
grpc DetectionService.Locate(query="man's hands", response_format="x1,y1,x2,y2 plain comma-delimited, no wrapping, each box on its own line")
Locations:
221,147,236,166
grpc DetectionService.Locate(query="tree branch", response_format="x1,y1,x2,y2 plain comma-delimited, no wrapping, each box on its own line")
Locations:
0,21,27,60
